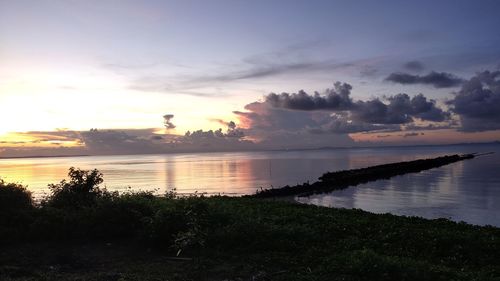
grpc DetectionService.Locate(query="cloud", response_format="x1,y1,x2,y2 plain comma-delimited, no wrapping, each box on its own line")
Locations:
233,102,355,148
407,94,450,121
233,81,455,147
128,77,220,97
163,114,176,129
401,132,424,138
0,147,87,158
265,82,354,111
376,134,391,138
81,124,251,155
260,82,449,124
0,131,84,147
447,70,500,132
355,93,450,124
312,113,400,134
385,71,464,88
81,129,163,155
183,59,359,85
207,119,246,138
403,61,425,72
355,94,449,125
234,102,326,132
404,122,456,131
126,48,381,95
180,121,251,150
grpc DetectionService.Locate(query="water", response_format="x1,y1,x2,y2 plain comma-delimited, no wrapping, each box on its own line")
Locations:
1,143,499,226
297,143,500,227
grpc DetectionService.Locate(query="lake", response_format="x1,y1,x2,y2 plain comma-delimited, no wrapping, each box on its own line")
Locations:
1,143,499,226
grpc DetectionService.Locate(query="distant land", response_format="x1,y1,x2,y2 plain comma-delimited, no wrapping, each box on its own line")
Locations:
1,141,499,160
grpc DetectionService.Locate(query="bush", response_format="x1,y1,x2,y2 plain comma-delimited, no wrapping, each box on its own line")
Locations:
44,167,108,209
0,179,33,212
0,179,34,242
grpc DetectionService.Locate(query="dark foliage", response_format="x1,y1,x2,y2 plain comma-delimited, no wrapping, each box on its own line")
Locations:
0,179,34,242
43,167,108,209
0,179,33,212
1,166,499,280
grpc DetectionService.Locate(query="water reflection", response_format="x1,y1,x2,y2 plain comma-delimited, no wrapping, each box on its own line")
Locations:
297,144,500,226
1,143,499,226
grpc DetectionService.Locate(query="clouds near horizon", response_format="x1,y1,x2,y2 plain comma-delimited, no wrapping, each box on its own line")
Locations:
2,70,500,158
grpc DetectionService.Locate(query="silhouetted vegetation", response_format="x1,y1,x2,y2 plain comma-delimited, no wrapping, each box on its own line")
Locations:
43,167,109,209
0,179,33,212
1,164,500,280
253,154,475,198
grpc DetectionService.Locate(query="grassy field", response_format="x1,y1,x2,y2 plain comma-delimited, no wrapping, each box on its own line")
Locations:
1,168,500,281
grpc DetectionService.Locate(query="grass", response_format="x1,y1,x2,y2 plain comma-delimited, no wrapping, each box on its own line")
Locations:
1,168,500,280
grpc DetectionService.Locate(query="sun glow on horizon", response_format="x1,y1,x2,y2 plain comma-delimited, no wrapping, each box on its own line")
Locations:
0,132,83,148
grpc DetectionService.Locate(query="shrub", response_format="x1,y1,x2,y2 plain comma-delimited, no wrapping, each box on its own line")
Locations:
0,179,34,242
0,179,33,212
44,167,108,209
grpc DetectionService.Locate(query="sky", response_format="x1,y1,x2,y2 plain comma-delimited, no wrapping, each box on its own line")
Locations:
1,0,500,157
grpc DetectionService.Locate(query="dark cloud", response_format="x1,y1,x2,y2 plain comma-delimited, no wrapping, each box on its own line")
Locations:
385,71,464,88
403,61,425,72
265,82,354,111
447,70,500,132
209,119,240,134
408,94,451,122
262,82,449,125
353,98,412,124
376,134,391,138
353,93,450,124
401,132,424,138
163,114,176,129
235,96,395,141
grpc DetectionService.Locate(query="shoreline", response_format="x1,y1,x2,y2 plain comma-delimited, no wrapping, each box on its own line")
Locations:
1,161,500,280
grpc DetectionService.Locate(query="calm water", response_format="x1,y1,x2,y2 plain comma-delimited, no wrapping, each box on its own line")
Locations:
297,143,500,227
1,143,499,226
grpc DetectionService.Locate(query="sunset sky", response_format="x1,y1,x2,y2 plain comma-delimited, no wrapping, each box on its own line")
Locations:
1,0,500,157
